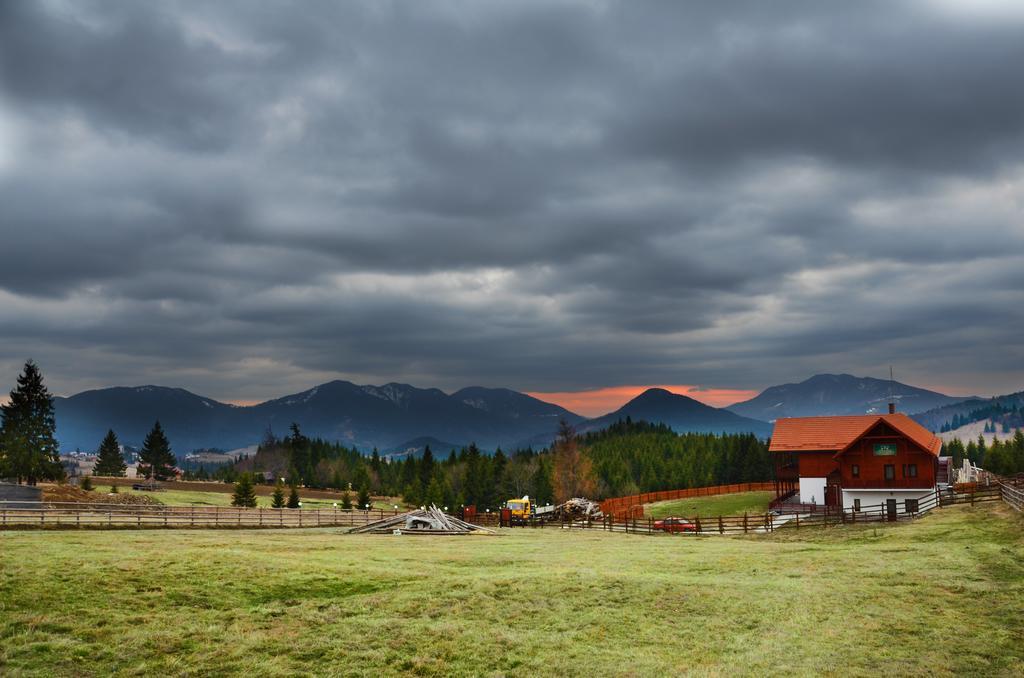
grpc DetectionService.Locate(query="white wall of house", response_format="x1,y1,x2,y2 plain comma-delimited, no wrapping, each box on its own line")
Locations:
842,488,937,514
799,477,826,505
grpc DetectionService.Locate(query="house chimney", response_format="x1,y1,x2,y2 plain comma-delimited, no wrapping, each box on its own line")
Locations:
888,402,896,414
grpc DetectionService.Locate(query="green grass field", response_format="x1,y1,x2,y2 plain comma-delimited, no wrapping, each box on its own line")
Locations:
644,490,775,519
1,504,1022,676
109,487,400,511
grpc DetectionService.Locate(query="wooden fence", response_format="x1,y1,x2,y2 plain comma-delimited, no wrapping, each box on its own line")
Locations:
600,482,776,519
997,479,1024,512
0,485,1012,534
510,486,1004,536
0,502,401,530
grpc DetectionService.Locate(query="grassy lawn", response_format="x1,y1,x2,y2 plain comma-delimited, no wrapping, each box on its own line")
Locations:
108,487,400,511
644,490,775,519
1,504,1022,676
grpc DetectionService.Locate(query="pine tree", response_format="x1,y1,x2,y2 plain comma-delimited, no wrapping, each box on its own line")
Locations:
93,429,127,477
271,480,286,508
110,484,119,494
138,421,176,481
0,360,64,485
420,445,435,488
531,457,554,505
287,485,301,509
357,484,372,510
80,476,93,491
341,490,353,510
231,473,258,507
425,476,444,507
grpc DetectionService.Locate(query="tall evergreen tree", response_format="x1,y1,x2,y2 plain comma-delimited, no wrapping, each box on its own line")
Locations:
357,484,372,509
287,485,301,509
0,360,63,485
420,445,435,488
271,479,286,508
92,429,127,477
138,421,176,481
231,473,258,507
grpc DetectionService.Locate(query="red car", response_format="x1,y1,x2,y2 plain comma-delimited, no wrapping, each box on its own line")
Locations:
653,517,697,533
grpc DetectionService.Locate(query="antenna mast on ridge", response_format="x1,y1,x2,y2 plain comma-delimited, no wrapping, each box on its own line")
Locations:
888,365,896,414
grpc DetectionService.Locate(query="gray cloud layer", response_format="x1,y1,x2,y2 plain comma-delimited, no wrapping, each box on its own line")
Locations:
1,0,1022,400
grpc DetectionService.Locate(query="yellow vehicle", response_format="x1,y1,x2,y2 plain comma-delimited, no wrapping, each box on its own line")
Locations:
505,496,534,523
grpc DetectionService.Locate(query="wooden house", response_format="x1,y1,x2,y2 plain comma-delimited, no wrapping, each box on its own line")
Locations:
770,407,943,515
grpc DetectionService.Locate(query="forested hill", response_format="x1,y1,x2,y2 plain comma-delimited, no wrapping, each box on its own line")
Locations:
222,419,772,508
583,419,772,497
912,390,1024,432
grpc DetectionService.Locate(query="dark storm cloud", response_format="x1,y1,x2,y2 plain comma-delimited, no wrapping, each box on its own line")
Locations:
1,0,1023,401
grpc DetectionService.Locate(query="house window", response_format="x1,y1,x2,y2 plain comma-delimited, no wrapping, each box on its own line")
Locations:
905,498,919,513
851,464,860,478
853,498,861,511
906,464,917,478
884,464,895,481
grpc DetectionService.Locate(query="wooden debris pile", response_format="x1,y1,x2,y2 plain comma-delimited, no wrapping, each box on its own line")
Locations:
554,497,603,521
350,504,495,535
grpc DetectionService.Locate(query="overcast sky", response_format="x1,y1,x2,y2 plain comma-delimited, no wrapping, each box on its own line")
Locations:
1,0,1023,408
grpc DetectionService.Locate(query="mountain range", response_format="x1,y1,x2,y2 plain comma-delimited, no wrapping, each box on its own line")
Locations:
51,373,983,456
727,373,968,421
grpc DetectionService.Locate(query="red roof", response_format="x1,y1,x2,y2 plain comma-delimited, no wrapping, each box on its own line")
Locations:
769,413,942,456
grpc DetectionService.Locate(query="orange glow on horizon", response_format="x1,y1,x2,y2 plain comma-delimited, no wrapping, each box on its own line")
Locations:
525,385,759,418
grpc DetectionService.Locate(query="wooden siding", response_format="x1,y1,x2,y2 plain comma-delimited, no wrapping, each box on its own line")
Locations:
797,451,838,477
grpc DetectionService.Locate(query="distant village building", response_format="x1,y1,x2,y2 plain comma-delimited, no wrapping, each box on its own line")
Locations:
770,406,944,515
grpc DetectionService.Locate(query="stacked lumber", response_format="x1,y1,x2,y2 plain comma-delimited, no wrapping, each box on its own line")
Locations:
349,504,495,535
554,497,603,521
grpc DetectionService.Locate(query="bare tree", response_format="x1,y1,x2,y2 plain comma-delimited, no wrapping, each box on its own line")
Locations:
552,419,595,502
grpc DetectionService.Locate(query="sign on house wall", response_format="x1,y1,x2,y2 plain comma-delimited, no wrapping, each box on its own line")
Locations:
873,443,898,456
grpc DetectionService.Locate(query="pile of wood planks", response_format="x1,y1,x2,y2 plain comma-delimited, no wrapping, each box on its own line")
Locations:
554,497,603,521
349,504,495,535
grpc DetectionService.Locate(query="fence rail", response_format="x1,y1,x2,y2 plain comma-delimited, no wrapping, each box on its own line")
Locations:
511,486,1003,536
0,502,400,530
0,486,1009,533
998,481,1024,512
600,482,776,519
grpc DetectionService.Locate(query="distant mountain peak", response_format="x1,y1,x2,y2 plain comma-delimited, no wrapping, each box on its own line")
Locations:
728,373,971,421
580,386,770,438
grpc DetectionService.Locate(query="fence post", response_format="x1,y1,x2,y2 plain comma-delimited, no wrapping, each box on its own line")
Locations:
719,516,724,534
215,507,219,527
743,513,748,533
795,513,800,530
